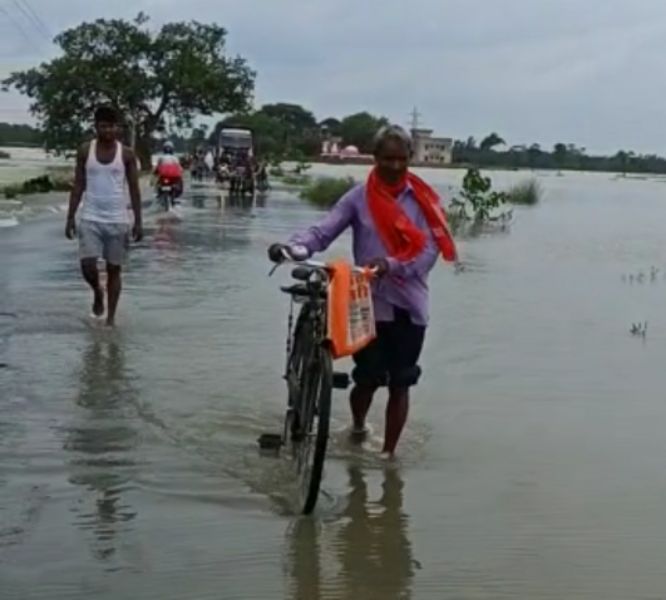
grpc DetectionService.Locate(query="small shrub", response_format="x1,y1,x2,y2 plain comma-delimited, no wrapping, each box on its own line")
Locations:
448,168,513,236
3,185,20,199
269,166,285,177
0,150,10,159
454,168,508,222
506,178,541,205
2,174,72,199
301,176,355,208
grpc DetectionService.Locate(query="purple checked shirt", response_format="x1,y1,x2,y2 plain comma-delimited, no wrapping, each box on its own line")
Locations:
289,182,440,326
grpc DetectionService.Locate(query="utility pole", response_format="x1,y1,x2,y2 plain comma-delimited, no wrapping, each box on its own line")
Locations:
409,106,421,131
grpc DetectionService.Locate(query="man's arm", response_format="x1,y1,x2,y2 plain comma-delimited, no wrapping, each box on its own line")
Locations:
124,147,143,241
288,185,360,256
65,144,87,238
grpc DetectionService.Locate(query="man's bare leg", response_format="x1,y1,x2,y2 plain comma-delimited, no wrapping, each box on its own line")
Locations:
382,387,409,456
80,258,104,316
349,384,377,440
105,263,122,327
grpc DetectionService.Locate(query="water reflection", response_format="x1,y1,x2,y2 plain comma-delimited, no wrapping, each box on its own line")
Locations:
64,336,138,562
226,191,255,211
338,467,415,600
286,467,415,600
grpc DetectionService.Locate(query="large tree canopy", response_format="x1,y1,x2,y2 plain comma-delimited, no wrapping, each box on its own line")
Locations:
2,13,255,168
339,112,388,154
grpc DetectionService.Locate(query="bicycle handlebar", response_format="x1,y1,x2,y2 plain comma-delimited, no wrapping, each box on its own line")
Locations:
270,246,376,277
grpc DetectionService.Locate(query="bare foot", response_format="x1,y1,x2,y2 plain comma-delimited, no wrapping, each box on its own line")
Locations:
92,288,105,317
105,317,115,328
350,425,369,444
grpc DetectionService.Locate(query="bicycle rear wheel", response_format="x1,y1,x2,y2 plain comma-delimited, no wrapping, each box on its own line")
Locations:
297,347,332,515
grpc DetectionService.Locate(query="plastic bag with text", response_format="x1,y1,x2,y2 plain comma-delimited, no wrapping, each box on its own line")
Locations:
327,260,376,359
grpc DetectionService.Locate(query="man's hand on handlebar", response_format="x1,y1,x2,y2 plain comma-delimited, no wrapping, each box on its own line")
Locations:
268,243,309,263
268,243,288,263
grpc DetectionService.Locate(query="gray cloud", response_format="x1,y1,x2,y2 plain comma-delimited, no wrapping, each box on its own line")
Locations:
1,0,666,153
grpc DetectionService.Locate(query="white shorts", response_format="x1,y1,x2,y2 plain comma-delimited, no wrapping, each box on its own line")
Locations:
78,219,129,266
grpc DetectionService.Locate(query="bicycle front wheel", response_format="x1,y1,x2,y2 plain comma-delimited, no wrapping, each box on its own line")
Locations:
298,347,333,515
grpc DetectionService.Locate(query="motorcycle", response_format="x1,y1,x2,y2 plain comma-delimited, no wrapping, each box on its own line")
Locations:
156,176,176,211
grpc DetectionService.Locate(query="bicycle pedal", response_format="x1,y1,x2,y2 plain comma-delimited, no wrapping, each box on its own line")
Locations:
332,371,350,389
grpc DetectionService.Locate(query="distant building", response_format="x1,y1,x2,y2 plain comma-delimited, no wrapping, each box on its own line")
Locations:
320,133,372,163
321,136,342,156
411,128,453,165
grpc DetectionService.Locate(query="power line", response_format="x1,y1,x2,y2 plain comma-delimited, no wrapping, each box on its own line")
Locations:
7,0,48,43
0,4,34,45
13,0,50,40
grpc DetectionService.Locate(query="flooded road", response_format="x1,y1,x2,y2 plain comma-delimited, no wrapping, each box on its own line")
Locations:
3,169,666,598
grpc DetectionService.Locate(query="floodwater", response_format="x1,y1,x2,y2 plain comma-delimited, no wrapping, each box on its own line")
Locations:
3,165,666,599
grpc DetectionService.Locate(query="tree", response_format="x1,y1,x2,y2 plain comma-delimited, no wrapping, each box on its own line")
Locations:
0,122,43,147
256,103,319,154
527,143,542,169
319,117,342,137
479,132,505,152
190,124,209,147
553,143,567,171
339,112,388,154
614,150,634,176
260,103,316,132
2,14,255,169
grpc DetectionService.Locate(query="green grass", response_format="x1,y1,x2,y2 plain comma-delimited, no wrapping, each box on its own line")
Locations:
506,178,541,205
300,176,356,208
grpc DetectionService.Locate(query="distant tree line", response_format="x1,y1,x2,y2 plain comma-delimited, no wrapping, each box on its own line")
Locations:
0,122,43,147
454,133,666,175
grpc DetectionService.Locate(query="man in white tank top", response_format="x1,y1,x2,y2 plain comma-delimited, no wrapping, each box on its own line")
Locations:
65,105,143,327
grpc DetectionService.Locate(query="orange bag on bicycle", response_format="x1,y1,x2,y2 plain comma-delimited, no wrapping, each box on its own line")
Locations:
326,259,376,359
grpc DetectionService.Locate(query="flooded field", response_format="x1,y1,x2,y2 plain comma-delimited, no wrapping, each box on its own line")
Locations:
3,163,666,599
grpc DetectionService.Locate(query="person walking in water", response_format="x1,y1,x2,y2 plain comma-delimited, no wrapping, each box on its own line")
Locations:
65,105,143,327
269,125,457,458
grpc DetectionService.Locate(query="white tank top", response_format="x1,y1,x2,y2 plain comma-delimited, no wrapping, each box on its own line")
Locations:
80,140,129,223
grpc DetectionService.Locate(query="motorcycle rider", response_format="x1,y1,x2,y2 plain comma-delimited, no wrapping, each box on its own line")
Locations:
155,141,184,198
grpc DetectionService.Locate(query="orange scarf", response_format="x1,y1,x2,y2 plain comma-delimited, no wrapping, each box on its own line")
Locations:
366,168,457,263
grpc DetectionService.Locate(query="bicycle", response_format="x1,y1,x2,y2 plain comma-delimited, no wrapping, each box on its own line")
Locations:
261,252,372,514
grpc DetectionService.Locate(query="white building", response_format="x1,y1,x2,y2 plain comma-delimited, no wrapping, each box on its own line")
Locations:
411,128,453,165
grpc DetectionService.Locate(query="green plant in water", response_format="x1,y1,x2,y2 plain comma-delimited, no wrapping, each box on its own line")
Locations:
506,178,541,205
301,176,355,208
2,174,71,199
455,168,508,222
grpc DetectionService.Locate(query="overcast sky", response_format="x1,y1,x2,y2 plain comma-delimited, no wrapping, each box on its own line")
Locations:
1,0,665,154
